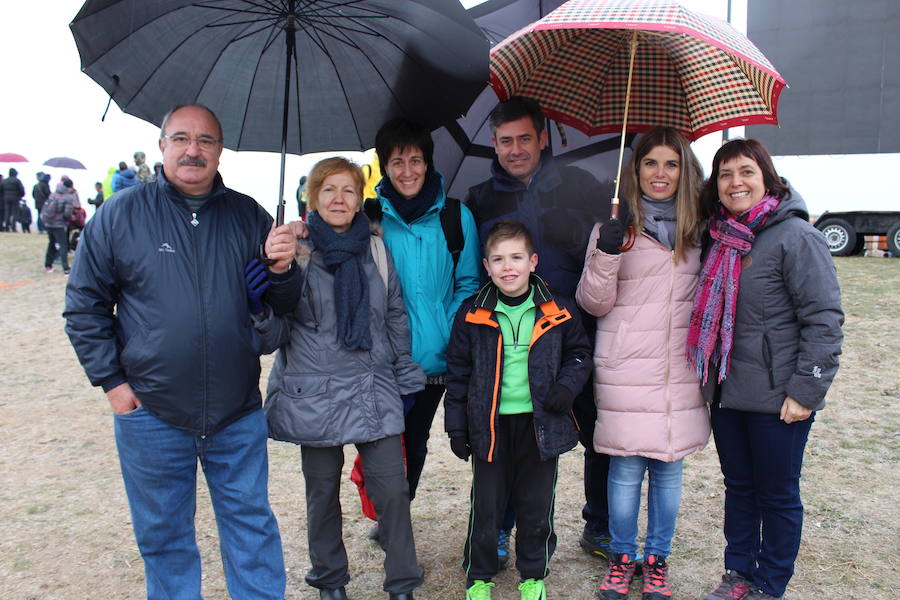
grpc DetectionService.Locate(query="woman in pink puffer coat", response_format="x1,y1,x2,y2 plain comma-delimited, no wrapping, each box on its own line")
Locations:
576,127,711,600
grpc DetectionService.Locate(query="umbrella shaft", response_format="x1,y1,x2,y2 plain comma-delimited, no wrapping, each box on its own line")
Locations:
612,31,639,210
276,2,297,227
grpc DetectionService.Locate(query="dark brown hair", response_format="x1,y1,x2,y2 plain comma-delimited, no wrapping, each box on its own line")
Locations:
702,138,791,217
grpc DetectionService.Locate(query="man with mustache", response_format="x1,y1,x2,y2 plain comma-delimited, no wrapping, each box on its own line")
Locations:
64,104,296,599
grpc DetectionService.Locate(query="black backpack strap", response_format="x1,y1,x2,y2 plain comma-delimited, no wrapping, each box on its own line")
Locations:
363,197,383,225
440,197,464,273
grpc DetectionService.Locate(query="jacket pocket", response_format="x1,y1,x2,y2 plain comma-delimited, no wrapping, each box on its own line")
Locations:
266,374,333,442
598,320,629,369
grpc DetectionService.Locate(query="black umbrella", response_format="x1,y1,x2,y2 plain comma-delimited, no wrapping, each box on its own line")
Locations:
433,0,632,200
71,0,489,223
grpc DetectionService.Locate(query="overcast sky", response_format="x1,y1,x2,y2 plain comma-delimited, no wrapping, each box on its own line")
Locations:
0,0,740,220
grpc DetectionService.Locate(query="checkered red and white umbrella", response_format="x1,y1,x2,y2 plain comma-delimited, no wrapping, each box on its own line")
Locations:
489,0,787,141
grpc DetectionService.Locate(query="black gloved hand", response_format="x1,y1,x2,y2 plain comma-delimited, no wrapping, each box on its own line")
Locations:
449,434,471,461
544,382,575,414
244,258,270,315
596,218,624,255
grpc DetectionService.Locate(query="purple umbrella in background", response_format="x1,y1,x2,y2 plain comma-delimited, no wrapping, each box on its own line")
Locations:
43,157,87,170
0,153,29,163
433,0,632,200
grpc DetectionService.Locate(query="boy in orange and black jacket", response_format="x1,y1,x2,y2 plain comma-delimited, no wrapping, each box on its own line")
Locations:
444,220,592,600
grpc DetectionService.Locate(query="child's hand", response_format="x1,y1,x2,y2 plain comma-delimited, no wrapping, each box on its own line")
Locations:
544,382,575,414
449,434,470,461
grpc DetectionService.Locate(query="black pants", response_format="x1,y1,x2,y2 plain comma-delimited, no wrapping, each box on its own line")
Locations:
3,200,18,231
572,380,611,534
301,435,423,595
464,414,559,582
44,227,69,271
403,384,444,501
501,380,610,535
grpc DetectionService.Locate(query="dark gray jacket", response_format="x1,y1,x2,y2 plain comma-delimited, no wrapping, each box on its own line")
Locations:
256,239,425,447
2,174,25,203
702,189,844,413
64,172,274,435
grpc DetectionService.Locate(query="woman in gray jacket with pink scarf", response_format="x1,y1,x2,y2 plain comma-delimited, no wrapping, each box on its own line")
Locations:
691,139,843,600
576,127,711,600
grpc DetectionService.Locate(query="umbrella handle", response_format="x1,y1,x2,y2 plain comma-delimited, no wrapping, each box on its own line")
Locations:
610,198,636,252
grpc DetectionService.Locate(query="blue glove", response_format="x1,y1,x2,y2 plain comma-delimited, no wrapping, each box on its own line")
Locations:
244,258,270,315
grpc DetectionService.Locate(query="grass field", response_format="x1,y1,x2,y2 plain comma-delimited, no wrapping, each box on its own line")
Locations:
0,232,897,599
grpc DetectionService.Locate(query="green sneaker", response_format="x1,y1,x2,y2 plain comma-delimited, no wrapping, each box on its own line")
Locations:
518,578,547,600
466,580,495,600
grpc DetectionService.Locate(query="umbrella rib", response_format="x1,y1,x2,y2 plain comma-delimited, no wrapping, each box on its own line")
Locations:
303,24,366,148
235,20,285,149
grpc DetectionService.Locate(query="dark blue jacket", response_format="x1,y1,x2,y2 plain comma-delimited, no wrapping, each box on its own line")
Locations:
444,276,592,462
64,171,275,435
464,153,613,298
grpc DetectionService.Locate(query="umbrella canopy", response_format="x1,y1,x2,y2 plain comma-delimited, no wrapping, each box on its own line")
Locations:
0,153,29,163
434,0,628,199
489,0,787,141
43,156,87,169
70,0,489,155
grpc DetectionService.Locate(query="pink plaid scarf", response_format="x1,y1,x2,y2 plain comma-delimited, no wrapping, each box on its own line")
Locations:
687,195,780,383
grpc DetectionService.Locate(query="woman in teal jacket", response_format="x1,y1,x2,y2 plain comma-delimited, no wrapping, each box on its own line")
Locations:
370,118,481,528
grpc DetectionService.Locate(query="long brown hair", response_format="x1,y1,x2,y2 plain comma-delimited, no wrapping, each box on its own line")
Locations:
620,127,704,262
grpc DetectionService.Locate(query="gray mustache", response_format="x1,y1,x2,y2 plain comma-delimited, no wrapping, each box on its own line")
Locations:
178,157,207,167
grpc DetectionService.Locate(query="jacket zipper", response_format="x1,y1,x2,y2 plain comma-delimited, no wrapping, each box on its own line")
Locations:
664,250,675,461
762,333,775,389
188,209,209,437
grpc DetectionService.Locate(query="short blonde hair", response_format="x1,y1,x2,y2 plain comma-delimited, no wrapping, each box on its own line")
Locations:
306,157,365,212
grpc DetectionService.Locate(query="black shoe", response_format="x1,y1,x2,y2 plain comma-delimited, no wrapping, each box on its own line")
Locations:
369,521,381,542
320,588,349,600
388,594,414,600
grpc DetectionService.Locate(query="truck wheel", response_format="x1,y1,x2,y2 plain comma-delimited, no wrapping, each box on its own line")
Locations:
817,218,857,256
850,236,866,256
887,221,900,257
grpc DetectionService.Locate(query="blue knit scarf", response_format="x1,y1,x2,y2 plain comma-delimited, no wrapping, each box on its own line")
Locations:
307,211,373,351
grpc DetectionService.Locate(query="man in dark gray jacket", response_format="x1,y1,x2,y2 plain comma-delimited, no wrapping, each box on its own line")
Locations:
2,167,25,232
64,104,296,600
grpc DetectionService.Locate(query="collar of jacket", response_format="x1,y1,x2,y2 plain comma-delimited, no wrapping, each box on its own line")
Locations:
490,148,561,194
376,170,447,223
157,170,227,206
465,274,571,348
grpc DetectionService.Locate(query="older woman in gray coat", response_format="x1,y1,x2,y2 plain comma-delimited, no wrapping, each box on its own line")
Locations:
252,157,424,600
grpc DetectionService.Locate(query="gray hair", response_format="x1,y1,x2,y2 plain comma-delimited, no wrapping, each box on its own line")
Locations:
159,104,224,141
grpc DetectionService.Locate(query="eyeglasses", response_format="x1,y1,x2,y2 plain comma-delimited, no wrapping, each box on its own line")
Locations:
162,134,222,151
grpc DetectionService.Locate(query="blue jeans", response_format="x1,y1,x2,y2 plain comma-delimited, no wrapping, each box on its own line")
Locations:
608,455,684,558
114,407,285,600
711,402,813,598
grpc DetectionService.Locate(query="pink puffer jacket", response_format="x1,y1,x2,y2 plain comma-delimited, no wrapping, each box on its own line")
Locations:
575,224,710,462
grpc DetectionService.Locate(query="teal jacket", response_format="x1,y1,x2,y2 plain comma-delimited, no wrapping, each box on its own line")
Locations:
375,172,481,376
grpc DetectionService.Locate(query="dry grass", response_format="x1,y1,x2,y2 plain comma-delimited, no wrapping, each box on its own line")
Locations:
0,233,897,599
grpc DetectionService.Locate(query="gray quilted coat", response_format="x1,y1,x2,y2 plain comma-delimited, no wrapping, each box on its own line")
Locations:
254,240,425,446
701,189,844,413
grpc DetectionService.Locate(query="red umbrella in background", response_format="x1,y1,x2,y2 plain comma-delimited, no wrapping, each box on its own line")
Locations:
43,157,88,170
489,0,787,247
0,153,29,163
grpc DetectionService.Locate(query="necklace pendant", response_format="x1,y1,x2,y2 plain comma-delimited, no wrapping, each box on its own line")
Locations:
190,213,199,227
